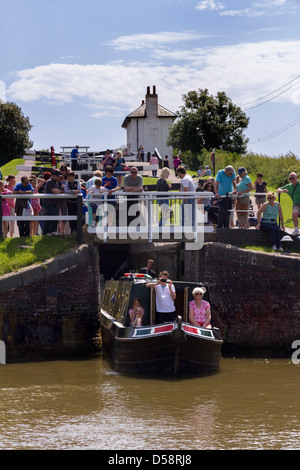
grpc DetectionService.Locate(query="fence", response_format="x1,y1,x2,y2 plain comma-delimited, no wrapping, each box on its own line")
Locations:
0,193,83,242
0,191,279,243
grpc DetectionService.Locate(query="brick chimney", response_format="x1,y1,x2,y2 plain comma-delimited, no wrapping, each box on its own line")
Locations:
145,85,158,117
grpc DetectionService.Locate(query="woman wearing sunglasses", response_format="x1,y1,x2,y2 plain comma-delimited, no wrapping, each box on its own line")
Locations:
256,191,285,251
188,287,211,328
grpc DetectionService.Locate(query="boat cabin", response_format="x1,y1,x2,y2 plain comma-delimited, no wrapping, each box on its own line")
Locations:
101,276,212,327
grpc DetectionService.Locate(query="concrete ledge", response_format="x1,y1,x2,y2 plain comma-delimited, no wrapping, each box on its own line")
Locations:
0,244,91,294
205,241,300,271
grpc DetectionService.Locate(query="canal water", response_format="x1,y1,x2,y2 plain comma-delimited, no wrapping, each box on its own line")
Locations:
1,356,300,450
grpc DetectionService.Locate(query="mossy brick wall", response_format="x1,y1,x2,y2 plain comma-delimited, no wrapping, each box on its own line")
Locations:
0,244,101,363
184,242,300,356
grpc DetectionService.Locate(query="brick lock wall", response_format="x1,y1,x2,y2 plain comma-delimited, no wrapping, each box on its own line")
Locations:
185,242,300,356
0,244,101,363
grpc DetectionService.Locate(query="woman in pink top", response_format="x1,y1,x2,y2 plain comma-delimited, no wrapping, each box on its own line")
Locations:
150,154,159,177
5,174,16,237
189,286,211,328
0,181,12,238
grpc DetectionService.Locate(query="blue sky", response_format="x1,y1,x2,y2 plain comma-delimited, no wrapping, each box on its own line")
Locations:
1,0,300,157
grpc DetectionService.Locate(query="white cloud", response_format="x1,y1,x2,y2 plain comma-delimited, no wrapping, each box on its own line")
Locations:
195,0,225,11
219,0,299,17
195,0,300,17
6,40,300,119
107,31,206,51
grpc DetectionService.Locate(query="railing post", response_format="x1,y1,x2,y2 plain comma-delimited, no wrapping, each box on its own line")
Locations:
225,192,229,228
0,194,3,238
148,193,152,242
76,194,83,244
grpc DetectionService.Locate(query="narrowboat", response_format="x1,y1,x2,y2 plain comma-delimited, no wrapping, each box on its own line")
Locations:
100,274,223,377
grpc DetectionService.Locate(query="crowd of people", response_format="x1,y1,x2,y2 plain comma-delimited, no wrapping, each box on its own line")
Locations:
1,149,299,250
173,164,299,251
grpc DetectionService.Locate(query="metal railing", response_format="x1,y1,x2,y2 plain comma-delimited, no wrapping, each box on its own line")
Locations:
0,193,83,242
0,190,278,242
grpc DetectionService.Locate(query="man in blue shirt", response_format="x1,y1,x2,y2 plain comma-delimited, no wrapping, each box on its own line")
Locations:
215,165,236,228
101,166,119,201
101,166,119,227
70,145,79,171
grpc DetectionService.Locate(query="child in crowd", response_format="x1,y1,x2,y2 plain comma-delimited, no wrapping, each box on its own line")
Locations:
128,298,144,327
254,173,268,210
87,178,109,227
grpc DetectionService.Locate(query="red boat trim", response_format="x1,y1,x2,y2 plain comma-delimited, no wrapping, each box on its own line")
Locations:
153,324,174,334
183,324,214,338
183,325,200,335
132,324,174,337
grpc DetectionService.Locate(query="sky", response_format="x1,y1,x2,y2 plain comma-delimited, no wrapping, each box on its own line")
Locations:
1,0,300,158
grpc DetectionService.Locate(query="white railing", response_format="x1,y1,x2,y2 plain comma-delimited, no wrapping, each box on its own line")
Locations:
0,193,83,241
0,191,275,242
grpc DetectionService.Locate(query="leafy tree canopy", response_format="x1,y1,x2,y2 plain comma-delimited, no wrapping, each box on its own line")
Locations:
0,101,33,167
167,89,250,155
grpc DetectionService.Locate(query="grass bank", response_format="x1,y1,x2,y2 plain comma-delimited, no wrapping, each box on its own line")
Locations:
1,159,24,178
0,236,78,276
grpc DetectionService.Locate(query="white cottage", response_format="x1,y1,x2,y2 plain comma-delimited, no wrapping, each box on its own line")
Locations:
121,86,177,161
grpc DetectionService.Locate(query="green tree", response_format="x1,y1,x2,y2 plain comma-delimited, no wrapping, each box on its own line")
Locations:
0,101,33,166
167,89,249,155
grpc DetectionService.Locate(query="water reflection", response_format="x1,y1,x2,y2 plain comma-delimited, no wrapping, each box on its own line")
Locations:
0,357,300,449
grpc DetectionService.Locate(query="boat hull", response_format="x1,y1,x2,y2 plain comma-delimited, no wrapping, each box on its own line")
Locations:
100,310,222,376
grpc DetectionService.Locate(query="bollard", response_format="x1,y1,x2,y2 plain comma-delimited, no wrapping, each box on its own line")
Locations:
0,341,6,364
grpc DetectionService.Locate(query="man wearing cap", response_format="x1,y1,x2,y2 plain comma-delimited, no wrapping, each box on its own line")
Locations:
43,169,63,235
70,145,79,171
215,165,236,228
200,166,212,177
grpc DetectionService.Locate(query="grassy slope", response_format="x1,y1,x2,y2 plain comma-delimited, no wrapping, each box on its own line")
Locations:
1,159,24,177
0,236,78,276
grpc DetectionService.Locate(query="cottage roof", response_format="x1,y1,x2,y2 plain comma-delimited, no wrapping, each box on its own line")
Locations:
121,102,177,128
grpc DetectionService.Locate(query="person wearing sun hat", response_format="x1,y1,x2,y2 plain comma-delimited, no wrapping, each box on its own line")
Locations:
188,286,211,328
234,167,253,229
